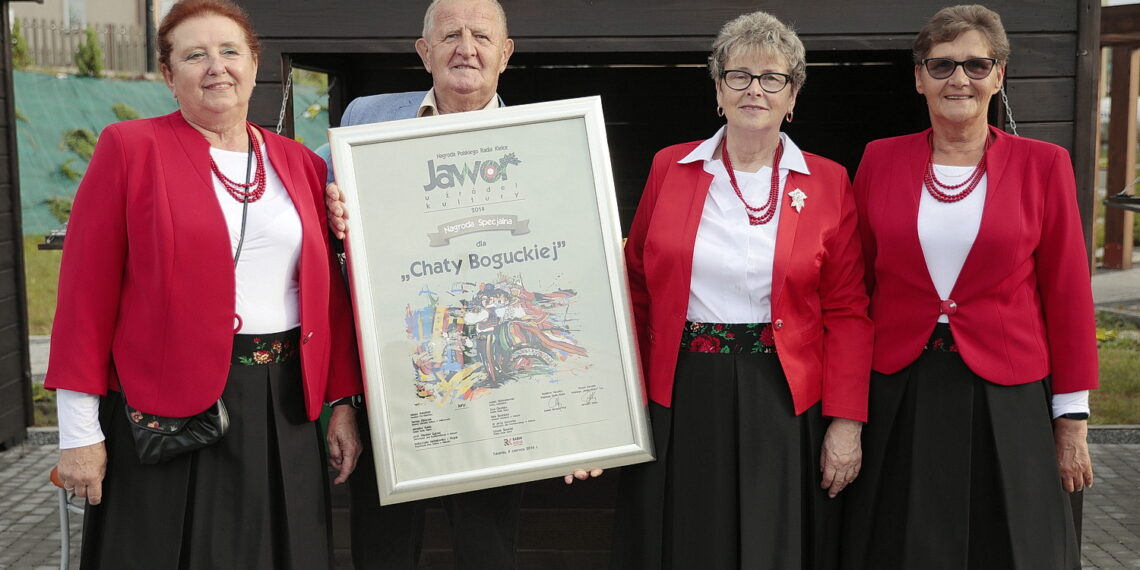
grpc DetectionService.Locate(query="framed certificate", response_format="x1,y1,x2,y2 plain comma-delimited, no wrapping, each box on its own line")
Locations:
328,96,654,504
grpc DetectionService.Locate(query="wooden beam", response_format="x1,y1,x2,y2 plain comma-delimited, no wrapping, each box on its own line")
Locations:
1094,46,1108,268
248,0,1077,39
1074,0,1100,266
0,0,34,437
1104,46,1137,270
1102,4,1140,46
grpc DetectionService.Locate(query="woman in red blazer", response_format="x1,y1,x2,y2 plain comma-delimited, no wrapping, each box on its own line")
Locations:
46,1,362,567
840,6,1096,570
612,11,872,569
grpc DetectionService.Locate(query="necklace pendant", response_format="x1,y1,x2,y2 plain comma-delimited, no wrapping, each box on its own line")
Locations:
211,123,268,204
723,134,783,226
924,135,989,204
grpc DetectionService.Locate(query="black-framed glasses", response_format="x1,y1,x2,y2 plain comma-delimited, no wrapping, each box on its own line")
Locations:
721,70,793,93
920,57,998,80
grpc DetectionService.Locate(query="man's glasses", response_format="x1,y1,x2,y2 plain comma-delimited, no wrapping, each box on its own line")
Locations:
920,57,998,80
721,70,793,93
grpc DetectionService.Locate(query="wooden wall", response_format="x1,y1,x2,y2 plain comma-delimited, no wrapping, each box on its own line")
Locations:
0,0,1089,450
0,1,34,449
238,1,1100,561
0,0,1095,490
243,0,1100,241
240,0,1099,147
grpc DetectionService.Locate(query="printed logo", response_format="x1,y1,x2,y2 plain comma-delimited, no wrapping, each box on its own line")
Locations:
423,153,521,191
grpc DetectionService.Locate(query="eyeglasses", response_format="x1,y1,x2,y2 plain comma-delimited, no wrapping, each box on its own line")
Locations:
721,70,793,93
920,57,998,80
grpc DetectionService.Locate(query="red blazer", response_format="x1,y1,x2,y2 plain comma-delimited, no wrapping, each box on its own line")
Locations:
853,127,1098,394
45,112,362,420
625,140,873,422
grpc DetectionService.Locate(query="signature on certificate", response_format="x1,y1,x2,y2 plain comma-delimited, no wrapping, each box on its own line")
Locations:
581,389,598,406
545,394,565,412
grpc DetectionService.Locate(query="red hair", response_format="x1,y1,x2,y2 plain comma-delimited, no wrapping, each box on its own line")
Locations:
157,0,261,69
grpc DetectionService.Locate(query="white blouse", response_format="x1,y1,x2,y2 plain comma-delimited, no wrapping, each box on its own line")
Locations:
917,164,986,322
211,144,302,335
682,127,810,323
916,164,1088,417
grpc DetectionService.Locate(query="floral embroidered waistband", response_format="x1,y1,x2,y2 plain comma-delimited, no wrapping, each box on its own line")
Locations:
233,328,300,365
923,323,958,352
679,322,777,354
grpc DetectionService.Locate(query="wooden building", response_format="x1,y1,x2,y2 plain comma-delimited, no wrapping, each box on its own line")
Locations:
0,1,1103,447
0,0,1105,563
247,0,1100,244
237,0,1101,564
1102,2,1140,269
0,0,34,449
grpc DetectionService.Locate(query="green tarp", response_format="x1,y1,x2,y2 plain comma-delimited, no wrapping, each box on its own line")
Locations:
14,70,329,235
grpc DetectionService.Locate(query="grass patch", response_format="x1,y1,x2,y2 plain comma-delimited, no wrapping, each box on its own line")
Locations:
24,235,61,336
1092,347,1140,425
32,383,56,426
1092,311,1140,425
27,235,60,426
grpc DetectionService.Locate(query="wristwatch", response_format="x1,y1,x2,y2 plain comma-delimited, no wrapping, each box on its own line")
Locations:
328,394,364,409
1056,412,1090,421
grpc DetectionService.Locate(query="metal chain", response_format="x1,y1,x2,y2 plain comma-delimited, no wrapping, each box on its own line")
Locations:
275,64,293,135
1000,85,1018,136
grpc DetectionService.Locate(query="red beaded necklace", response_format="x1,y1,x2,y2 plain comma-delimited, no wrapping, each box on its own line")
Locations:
721,135,783,225
210,123,267,203
923,134,988,203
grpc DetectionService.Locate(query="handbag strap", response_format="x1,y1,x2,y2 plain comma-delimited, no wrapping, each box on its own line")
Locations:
232,132,254,267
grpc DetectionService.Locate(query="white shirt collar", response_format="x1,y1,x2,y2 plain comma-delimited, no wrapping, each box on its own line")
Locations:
679,125,810,175
418,88,502,117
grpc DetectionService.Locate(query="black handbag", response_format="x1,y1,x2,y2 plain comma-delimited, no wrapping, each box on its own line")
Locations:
119,129,254,466
124,398,230,464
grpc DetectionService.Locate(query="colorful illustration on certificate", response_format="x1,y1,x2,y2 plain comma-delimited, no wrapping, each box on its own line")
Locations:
345,112,639,484
406,278,588,405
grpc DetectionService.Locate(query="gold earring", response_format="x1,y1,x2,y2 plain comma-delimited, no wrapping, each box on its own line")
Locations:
785,110,794,123
717,106,725,117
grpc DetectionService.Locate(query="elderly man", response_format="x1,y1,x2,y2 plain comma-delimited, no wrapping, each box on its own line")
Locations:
325,0,513,239
321,1,520,568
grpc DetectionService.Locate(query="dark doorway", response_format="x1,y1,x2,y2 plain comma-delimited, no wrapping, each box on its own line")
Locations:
292,48,934,563
295,49,927,232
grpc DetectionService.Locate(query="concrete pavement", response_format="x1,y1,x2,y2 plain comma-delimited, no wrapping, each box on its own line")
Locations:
1083,444,1140,568
1093,261,1140,321
0,436,80,570
1093,265,1140,307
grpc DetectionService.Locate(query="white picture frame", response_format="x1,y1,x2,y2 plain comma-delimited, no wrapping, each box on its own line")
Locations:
328,96,654,504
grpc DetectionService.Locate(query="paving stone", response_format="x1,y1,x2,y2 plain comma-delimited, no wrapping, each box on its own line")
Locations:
1081,444,1140,569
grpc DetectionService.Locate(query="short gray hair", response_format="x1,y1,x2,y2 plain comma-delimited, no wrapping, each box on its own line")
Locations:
913,5,1009,65
708,11,806,89
422,0,509,39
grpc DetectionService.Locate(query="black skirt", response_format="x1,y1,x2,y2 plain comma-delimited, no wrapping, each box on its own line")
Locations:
612,328,838,569
80,329,334,569
839,324,1080,570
